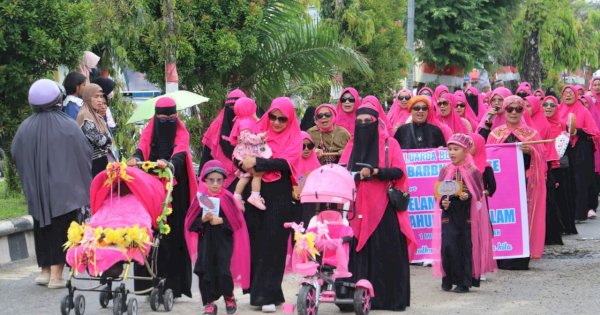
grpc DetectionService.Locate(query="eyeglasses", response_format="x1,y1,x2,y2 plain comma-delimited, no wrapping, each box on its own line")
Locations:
420,92,432,96
268,113,288,123
341,97,355,103
356,118,374,125
542,102,556,108
316,112,332,119
303,143,315,150
437,100,449,106
516,92,528,97
397,95,411,101
411,105,429,112
456,102,466,108
205,178,224,185
505,106,524,114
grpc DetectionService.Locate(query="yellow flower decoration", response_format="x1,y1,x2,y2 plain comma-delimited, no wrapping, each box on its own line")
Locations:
63,222,84,250
141,161,155,172
165,182,172,192
104,161,134,187
165,207,173,216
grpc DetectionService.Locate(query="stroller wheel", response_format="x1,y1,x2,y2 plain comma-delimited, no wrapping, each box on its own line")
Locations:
99,287,111,308
112,293,123,315
127,298,138,315
163,288,174,312
149,288,161,311
297,284,318,315
74,295,86,315
353,288,371,315
60,295,72,315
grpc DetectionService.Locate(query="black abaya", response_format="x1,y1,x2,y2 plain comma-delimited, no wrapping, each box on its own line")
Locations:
394,122,447,149
545,168,564,245
555,166,578,235
566,129,596,221
244,157,294,306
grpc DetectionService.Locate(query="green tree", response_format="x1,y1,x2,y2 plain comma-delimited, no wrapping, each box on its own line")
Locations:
321,0,410,100
0,0,92,192
415,0,517,70
127,0,371,158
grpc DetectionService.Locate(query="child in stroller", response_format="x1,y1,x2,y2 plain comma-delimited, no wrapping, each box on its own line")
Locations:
60,161,176,315
285,164,374,315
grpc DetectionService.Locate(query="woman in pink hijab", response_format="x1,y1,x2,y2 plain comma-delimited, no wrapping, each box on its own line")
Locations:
465,86,488,120
238,97,303,312
387,88,413,132
454,90,478,131
487,96,547,270
362,95,394,137
477,87,513,136
436,93,471,134
559,85,600,221
336,87,361,135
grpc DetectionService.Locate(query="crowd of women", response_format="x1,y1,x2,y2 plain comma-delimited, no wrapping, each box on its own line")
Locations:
11,73,600,314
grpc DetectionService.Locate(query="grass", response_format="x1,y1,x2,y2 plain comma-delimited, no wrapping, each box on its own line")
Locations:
0,180,28,220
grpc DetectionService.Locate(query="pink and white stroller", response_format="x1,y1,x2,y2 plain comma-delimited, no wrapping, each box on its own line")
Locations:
285,164,374,315
60,162,176,315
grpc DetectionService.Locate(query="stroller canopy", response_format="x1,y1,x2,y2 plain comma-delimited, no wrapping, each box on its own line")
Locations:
300,164,355,204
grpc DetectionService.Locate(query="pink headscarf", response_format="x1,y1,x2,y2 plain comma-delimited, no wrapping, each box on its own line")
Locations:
524,96,558,163
486,116,547,259
418,86,434,96
339,102,416,259
336,87,361,135
470,132,490,173
229,97,258,146
589,77,600,106
516,82,532,96
256,97,303,183
314,103,337,132
387,88,413,130
533,89,545,98
454,90,478,130
476,87,513,131
433,85,449,104
137,97,198,204
202,89,247,187
184,160,251,289
436,93,470,134
560,85,600,172
421,95,453,141
432,137,496,278
362,95,394,137
574,85,585,96
297,132,321,183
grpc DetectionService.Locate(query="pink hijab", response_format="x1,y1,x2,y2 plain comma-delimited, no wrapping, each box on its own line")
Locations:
418,86,434,96
559,85,600,172
362,95,394,137
339,102,416,259
137,97,198,204
421,95,453,141
256,97,303,183
533,89,545,98
336,87,361,135
202,89,247,188
297,132,321,183
314,103,337,132
516,82,532,96
436,93,470,134
589,77,600,106
486,98,547,259
476,87,513,131
387,88,413,130
432,135,496,278
524,96,558,163
454,90,478,130
433,85,449,104
184,160,251,289
470,132,490,173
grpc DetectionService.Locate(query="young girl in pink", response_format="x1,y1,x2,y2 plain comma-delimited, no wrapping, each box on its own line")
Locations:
229,97,272,210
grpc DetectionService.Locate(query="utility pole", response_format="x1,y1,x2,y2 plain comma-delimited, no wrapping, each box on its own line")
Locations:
164,0,178,93
407,0,415,89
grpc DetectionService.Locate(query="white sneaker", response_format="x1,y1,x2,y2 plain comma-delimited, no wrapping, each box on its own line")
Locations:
261,304,276,313
588,210,597,219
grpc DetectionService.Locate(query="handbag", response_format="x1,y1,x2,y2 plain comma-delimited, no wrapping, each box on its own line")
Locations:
385,139,410,211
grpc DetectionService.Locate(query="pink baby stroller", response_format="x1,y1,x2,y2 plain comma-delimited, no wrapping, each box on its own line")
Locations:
60,162,175,315
285,164,374,315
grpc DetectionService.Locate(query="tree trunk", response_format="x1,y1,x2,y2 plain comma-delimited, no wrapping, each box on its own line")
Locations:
522,29,543,90
164,0,178,92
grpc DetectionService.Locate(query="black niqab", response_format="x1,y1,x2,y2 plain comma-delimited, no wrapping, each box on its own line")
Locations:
348,121,379,172
466,93,479,116
150,117,177,160
300,106,317,131
219,106,236,158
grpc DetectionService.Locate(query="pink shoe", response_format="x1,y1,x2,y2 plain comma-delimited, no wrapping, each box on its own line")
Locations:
234,195,245,211
247,195,267,210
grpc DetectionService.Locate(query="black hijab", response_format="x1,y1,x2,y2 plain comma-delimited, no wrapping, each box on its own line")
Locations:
348,107,379,172
300,106,317,131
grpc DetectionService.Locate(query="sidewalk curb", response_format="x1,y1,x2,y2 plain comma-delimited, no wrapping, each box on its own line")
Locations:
0,215,35,265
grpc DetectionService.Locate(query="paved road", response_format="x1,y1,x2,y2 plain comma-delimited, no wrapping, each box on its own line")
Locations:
1,217,600,315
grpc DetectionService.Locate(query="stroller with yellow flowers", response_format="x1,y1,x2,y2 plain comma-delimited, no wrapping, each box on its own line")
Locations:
60,161,175,315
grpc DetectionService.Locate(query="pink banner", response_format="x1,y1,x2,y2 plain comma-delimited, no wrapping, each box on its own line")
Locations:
404,143,529,263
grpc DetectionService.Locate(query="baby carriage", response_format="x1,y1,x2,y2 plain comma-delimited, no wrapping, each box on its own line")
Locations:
285,164,374,315
60,161,176,315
